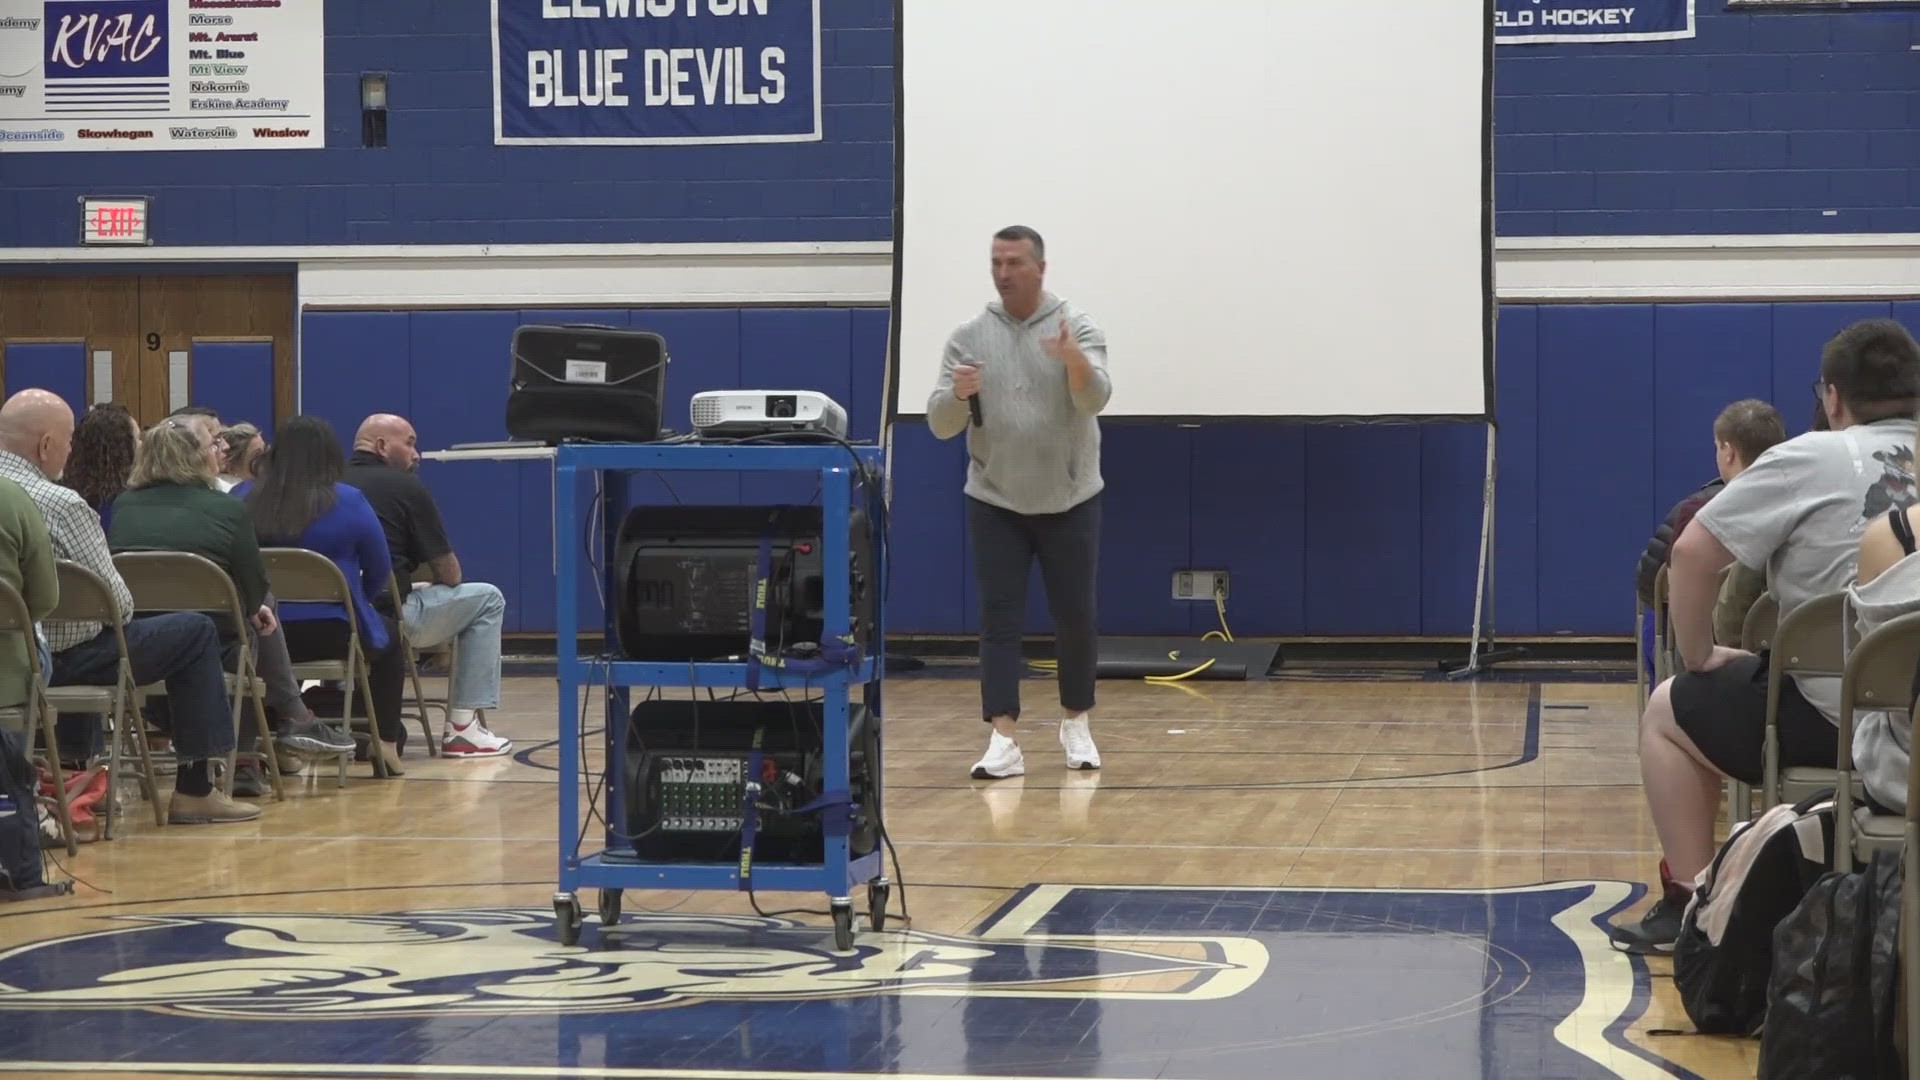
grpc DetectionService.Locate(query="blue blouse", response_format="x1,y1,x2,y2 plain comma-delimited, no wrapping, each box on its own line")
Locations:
232,481,394,651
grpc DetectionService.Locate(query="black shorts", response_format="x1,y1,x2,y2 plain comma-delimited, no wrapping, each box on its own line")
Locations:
1670,653,1843,785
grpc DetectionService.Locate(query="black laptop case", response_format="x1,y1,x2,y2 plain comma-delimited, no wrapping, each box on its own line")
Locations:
504,323,668,443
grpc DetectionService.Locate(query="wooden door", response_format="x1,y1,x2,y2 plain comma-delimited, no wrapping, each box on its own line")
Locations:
0,273,295,429
138,275,295,429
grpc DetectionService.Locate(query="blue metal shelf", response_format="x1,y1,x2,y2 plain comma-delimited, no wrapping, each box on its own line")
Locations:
563,658,880,689
551,441,889,946
572,851,886,893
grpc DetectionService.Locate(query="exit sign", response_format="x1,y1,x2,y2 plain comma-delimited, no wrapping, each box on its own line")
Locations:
80,197,151,246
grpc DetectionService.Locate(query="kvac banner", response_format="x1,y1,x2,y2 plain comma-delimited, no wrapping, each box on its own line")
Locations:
1495,0,1695,44
492,0,821,145
0,0,325,153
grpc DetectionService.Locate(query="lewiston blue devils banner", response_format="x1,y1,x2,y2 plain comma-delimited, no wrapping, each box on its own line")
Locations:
492,0,820,145
1495,0,1694,44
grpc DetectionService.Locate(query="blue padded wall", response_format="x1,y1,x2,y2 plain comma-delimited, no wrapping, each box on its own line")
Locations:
301,297,1920,640
190,342,276,438
2,343,87,417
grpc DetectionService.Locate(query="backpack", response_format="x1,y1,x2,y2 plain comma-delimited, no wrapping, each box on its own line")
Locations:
1673,791,1836,1035
1758,849,1904,1080
0,725,63,902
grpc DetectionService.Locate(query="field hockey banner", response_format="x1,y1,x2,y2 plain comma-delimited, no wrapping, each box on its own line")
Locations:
492,0,821,146
1495,0,1695,43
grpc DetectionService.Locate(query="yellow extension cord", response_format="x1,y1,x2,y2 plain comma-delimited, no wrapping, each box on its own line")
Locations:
1027,591,1233,684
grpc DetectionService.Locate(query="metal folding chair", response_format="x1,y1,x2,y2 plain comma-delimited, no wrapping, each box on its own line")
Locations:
46,560,164,836
261,548,390,780
1721,590,1781,827
1763,591,1849,808
1830,611,1920,868
1902,695,1920,1079
1742,591,1779,653
0,579,75,855
393,570,444,757
1651,564,1675,683
110,551,283,802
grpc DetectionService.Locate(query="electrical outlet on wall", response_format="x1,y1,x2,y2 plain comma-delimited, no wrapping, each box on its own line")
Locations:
1172,570,1229,600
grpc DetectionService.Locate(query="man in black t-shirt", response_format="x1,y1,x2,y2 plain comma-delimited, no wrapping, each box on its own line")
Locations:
346,414,511,758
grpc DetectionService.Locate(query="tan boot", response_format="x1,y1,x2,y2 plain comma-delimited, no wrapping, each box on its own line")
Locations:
168,788,263,824
374,740,405,777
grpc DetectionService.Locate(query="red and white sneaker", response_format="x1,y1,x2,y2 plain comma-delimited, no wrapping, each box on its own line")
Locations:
442,716,513,758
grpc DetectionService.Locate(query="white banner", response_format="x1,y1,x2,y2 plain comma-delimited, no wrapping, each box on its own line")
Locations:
0,0,324,153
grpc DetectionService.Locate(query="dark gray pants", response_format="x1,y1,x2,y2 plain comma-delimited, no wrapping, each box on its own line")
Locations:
967,493,1100,722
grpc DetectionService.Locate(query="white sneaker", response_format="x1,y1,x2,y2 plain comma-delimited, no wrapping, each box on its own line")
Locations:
1059,716,1101,771
443,716,513,758
970,731,1025,779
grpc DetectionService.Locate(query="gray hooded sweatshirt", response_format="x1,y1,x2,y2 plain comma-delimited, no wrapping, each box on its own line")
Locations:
1848,553,1920,812
926,291,1112,516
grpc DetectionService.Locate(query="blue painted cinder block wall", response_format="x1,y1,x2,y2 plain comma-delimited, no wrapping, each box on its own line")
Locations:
4,2,1920,243
1,0,897,247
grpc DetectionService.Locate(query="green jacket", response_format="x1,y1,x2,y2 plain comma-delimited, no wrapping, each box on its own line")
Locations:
1716,563,1768,648
108,481,268,616
0,476,57,708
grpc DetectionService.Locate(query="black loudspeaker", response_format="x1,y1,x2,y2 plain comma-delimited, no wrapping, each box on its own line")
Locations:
504,324,667,443
611,505,875,662
614,698,880,865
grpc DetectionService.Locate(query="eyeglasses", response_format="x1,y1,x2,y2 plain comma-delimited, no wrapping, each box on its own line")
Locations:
1811,379,1829,397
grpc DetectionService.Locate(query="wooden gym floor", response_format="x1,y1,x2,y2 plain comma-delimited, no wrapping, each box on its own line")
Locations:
0,665,1745,1080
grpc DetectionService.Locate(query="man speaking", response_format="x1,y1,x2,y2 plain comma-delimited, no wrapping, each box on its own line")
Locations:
927,225,1112,780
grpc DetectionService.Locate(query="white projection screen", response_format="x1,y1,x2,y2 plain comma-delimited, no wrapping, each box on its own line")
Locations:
889,0,1494,420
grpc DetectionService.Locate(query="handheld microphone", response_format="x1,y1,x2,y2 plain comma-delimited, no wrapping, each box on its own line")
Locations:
960,353,984,426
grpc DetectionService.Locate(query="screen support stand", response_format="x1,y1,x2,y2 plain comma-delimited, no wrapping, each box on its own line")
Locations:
1441,423,1526,678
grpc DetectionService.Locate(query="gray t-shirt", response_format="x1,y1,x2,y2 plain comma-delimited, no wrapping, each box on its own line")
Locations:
1694,416,1919,721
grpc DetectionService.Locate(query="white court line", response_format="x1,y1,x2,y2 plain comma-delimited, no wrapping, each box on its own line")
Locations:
0,1065,1075,1080
86,836,1662,857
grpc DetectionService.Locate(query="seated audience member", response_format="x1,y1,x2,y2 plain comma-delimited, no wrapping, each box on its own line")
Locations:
1706,401,1787,645
61,404,140,531
1841,491,1920,817
109,420,352,790
110,420,275,641
239,416,408,777
215,423,264,493
1610,319,1920,953
346,413,511,757
1634,400,1786,672
0,390,258,823
0,474,57,708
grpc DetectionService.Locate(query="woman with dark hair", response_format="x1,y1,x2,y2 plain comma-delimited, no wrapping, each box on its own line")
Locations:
237,415,406,776
62,403,140,528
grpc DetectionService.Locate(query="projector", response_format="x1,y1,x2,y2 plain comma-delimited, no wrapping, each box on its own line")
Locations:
690,390,848,438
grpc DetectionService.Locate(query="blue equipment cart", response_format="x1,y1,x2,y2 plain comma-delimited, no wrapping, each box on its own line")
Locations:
549,441,890,951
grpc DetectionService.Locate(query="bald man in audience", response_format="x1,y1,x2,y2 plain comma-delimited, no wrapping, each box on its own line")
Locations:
0,390,263,822
346,414,511,757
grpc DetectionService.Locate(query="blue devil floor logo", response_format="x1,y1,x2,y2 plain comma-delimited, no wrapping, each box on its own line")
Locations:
0,884,1697,1079
0,907,1265,1019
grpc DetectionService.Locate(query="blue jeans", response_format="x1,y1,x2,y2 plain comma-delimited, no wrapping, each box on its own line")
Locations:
51,613,235,762
402,583,504,711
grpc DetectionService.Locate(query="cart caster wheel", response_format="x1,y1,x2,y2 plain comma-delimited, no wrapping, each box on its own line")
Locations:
554,893,583,946
868,878,891,933
831,899,855,952
597,888,623,927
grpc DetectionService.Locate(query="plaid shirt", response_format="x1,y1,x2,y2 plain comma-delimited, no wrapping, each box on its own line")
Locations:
0,451,132,651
